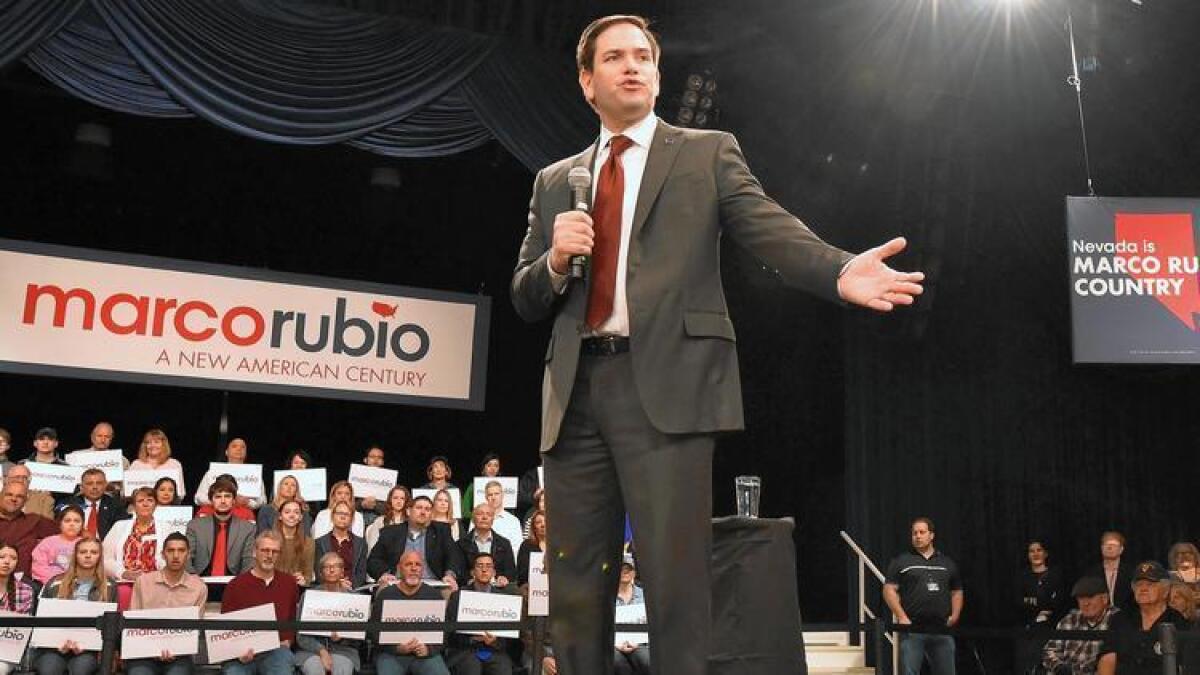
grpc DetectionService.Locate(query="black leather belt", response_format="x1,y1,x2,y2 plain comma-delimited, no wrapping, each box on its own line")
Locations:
580,335,630,356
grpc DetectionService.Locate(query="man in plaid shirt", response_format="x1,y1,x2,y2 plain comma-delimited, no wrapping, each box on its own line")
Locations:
1042,576,1116,674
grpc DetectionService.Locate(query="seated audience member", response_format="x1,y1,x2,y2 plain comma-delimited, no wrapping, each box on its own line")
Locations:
284,450,312,471
125,532,208,675
460,453,502,516
66,422,127,499
517,510,547,588
295,552,364,675
194,438,264,511
256,475,310,534
196,475,256,522
522,489,545,541
1097,561,1191,675
0,428,14,476
185,478,256,576
103,487,164,582
371,550,451,675
480,482,522,550
21,428,65,519
421,456,455,492
1168,541,1200,605
129,429,188,500
62,468,124,539
1085,531,1135,613
219,532,298,675
367,496,463,589
355,446,388,526
365,486,408,553
0,477,58,577
31,505,84,584
0,542,35,675
445,552,517,675
154,477,181,506
431,489,464,542
34,536,116,675
272,499,314,586
311,481,364,539
459,504,516,588
613,556,650,675
1169,580,1199,622
314,501,367,589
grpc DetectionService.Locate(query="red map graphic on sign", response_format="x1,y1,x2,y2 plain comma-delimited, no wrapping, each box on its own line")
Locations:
1115,212,1200,331
371,301,398,318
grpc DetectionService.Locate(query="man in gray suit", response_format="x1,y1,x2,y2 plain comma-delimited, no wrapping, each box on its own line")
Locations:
185,477,255,576
510,14,924,675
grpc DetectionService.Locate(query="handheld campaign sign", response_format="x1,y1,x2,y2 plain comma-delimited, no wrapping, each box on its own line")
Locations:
299,590,370,640
614,603,648,646
208,463,264,498
528,552,549,617
347,464,397,501
273,468,327,502
203,604,279,663
378,599,446,646
65,450,124,481
153,506,194,536
472,477,518,509
27,463,83,494
0,610,31,665
122,605,201,659
32,599,115,651
124,467,185,496
456,590,522,639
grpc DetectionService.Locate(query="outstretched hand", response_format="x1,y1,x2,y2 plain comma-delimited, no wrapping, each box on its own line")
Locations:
836,237,925,311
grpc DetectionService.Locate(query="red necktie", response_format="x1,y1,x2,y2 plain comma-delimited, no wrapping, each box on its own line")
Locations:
211,520,228,576
85,502,98,536
586,135,634,330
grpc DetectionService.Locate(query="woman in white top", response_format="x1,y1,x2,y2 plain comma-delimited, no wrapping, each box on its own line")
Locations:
363,485,408,553
311,481,363,539
194,437,264,510
103,487,164,581
127,428,187,498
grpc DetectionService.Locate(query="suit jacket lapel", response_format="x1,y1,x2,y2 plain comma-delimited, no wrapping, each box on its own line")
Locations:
631,121,684,241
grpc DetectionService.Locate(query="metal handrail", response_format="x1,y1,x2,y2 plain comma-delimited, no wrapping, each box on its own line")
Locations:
840,530,898,674
840,530,886,583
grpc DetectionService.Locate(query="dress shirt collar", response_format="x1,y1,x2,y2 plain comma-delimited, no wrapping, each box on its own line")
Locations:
598,112,657,156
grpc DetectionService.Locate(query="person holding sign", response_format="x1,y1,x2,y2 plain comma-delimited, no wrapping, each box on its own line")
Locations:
613,556,650,675
420,457,455,493
480,483,522,554
355,446,389,527
129,430,188,501
314,503,367,589
367,496,463,590
61,469,123,539
21,428,67,520
125,532,208,675
516,511,546,589
66,422,127,501
371,550,450,675
256,476,311,535
294,553,364,675
194,439,264,512
103,488,164,583
271,500,314,587
0,477,57,578
311,482,364,540
33,537,116,675
459,505,516,589
444,552,518,675
185,479,256,577
31,506,84,584
219,532,298,675
0,542,36,675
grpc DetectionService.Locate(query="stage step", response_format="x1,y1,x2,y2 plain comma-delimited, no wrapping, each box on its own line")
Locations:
804,631,868,673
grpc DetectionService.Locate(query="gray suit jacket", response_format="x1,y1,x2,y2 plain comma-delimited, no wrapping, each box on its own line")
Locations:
185,515,256,575
512,120,852,451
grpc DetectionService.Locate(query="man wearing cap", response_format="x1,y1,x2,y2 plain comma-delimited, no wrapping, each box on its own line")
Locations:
21,427,67,518
1042,576,1116,674
883,517,963,675
1097,561,1191,675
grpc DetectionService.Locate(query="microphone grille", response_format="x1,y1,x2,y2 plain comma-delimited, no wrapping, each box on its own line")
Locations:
568,166,592,189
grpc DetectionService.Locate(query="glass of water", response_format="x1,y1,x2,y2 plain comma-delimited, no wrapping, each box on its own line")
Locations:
735,475,761,518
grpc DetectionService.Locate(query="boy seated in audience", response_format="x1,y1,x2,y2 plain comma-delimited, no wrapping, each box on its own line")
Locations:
185,478,256,577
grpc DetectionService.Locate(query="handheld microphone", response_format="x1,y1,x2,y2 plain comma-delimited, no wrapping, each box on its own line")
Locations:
567,166,592,280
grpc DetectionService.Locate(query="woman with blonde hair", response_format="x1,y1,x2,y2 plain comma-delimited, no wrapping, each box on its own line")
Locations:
311,481,363,539
273,499,315,586
257,474,312,534
34,537,116,675
1170,579,1200,621
128,428,187,499
430,488,464,541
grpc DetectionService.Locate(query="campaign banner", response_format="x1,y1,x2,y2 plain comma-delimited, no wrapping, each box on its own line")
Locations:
614,603,649,646
1067,197,1200,363
124,467,185,496
203,604,279,663
64,450,125,481
122,606,201,659
0,610,31,665
471,477,518,510
208,462,263,498
411,487,462,519
378,599,446,645
455,590,522,639
299,590,370,639
154,506,194,535
31,599,115,651
273,468,327,503
0,239,489,409
27,463,83,494
347,464,397,501
528,552,549,617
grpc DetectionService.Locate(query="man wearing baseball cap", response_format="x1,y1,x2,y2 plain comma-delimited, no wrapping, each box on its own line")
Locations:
1042,576,1116,674
1098,561,1192,674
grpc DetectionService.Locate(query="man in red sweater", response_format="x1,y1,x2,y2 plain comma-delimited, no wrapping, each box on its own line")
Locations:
0,479,56,577
220,531,298,675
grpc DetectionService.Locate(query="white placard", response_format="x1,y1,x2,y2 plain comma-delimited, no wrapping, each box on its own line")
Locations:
614,603,648,646
273,468,327,502
31,598,115,650
411,487,462,519
203,604,279,663
528,552,549,617
537,466,543,488
207,463,264,499
472,477,518,510
154,506,194,535
27,463,84,494
456,590,522,639
122,605,200,659
378,599,445,645
124,467,185,497
64,450,125,481
0,610,31,665
347,464,397,501
299,590,370,639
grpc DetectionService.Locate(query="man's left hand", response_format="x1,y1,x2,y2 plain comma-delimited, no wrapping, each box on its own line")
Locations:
837,237,924,311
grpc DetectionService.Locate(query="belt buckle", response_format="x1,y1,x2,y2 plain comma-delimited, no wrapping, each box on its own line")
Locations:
596,336,619,355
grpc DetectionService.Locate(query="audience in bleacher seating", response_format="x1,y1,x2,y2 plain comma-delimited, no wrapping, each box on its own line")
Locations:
65,422,126,500
613,555,650,675
1085,531,1135,613
154,477,181,506
219,531,298,675
1097,561,1191,675
0,428,14,477
314,501,367,589
370,550,451,675
1041,576,1115,675
103,487,163,586
0,542,35,675
365,486,408,553
185,478,255,576
431,489,464,542
21,428,65,519
125,531,208,675
129,428,188,499
368,495,463,590
0,476,57,577
444,551,517,675
273,499,315,587
355,446,388,527
62,468,124,539
421,456,455,492
480,482,522,554
34,536,116,675
517,510,546,588
195,438,264,511
522,489,544,542
312,481,364,540
1021,540,1063,627
30,505,84,584
460,453,502,516
295,552,364,675
256,475,311,535
459,504,515,589
196,475,256,523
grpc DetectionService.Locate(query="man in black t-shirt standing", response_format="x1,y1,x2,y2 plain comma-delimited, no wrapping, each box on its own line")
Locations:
1097,560,1191,675
883,516,963,675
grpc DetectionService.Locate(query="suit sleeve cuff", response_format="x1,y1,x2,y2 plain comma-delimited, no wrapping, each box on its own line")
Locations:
546,257,569,295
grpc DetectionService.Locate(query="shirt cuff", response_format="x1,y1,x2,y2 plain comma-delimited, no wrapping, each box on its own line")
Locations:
547,256,569,295
838,256,856,278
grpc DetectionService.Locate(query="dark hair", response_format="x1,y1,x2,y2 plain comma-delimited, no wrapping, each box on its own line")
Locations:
163,532,189,549
80,467,106,482
410,495,433,508
576,14,660,72
209,477,238,500
1101,530,1126,547
912,516,935,533
153,477,180,504
471,551,495,568
56,504,84,524
0,541,18,607
479,453,501,473
285,450,312,469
